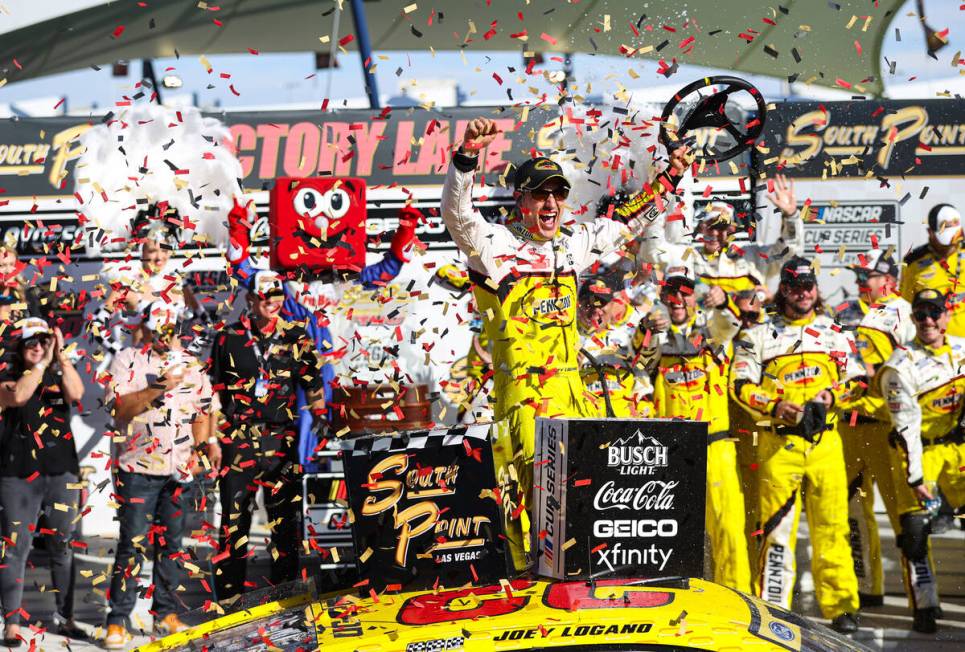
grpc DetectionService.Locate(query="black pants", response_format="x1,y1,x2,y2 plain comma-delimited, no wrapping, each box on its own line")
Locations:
214,431,300,602
0,474,79,624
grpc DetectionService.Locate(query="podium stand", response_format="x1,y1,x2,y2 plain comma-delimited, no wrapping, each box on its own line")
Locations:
341,423,511,591
534,418,708,580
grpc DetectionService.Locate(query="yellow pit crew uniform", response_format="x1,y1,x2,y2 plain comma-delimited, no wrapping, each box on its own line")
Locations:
579,302,654,418
900,243,965,337
639,312,750,593
640,209,804,305
730,312,861,618
879,336,965,610
441,153,659,569
839,294,923,603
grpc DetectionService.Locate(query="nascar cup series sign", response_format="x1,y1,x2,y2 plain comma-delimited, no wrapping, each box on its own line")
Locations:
534,418,707,580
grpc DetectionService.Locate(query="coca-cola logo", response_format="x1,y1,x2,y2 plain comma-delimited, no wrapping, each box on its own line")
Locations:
592,480,678,512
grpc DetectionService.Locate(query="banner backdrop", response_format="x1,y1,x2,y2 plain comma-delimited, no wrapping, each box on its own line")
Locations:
534,418,707,580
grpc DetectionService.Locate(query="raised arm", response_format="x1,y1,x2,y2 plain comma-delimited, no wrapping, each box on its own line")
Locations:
440,119,500,261
758,174,805,285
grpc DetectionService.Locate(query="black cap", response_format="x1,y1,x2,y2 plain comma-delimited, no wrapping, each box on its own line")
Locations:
513,157,570,192
911,288,947,312
780,256,817,285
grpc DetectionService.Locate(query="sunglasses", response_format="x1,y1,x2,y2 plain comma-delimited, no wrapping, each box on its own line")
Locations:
528,187,569,201
661,280,696,297
740,311,762,323
785,280,816,292
913,306,945,322
23,334,51,349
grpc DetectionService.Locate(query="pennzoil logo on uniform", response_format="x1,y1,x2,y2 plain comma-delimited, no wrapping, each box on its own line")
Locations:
534,159,560,171
781,364,823,385
524,285,575,325
926,386,964,414
664,366,706,388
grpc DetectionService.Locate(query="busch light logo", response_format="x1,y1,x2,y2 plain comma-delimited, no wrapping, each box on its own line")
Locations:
606,431,668,476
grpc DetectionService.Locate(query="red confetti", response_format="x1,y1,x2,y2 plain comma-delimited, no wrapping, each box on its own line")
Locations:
339,34,355,46
112,25,125,39
540,32,557,45
573,478,592,487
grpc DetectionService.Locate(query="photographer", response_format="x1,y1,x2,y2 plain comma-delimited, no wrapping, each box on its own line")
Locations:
0,319,85,645
102,301,214,649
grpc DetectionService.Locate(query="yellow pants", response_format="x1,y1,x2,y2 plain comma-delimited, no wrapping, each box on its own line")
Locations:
730,400,761,559
706,437,751,593
841,418,903,598
756,427,859,619
492,371,592,572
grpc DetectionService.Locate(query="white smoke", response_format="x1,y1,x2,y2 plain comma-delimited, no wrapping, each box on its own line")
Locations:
73,103,242,252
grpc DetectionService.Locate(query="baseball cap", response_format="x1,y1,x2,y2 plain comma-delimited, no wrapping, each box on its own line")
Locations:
253,270,284,298
911,288,947,312
664,260,696,287
852,250,899,279
19,317,52,340
142,301,182,331
695,201,735,227
513,157,571,192
780,256,817,286
927,204,962,246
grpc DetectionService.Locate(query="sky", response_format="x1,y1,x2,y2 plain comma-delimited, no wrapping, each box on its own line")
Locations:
0,0,961,113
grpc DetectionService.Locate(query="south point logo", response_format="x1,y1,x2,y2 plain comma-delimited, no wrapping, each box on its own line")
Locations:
606,430,668,476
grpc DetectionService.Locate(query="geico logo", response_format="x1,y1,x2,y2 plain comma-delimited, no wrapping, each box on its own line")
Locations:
366,216,446,235
816,205,885,223
593,519,678,538
782,365,822,384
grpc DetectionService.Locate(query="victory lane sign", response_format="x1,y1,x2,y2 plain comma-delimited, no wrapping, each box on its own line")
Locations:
342,424,512,590
534,418,707,580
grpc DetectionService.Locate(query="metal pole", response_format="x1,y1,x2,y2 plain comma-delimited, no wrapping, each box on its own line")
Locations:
349,0,380,109
142,59,163,104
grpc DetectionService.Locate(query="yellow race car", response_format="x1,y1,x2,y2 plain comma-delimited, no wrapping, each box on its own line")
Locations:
138,577,871,651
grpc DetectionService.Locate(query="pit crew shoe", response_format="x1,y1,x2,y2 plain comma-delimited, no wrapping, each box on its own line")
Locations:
154,613,189,636
830,613,859,634
103,624,132,650
913,607,939,634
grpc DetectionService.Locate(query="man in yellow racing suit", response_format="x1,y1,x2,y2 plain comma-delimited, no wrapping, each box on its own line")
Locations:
878,288,965,634
900,203,965,336
577,270,654,418
636,260,749,593
441,117,689,569
640,175,803,316
837,251,929,622
730,256,861,633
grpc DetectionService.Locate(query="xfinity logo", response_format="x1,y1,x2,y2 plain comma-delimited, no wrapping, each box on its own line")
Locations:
606,431,668,475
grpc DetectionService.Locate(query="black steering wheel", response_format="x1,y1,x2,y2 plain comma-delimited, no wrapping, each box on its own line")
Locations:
659,76,767,164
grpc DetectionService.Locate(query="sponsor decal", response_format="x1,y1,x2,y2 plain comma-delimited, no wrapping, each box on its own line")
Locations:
605,430,669,475
492,623,653,641
343,427,510,590
768,621,795,642
764,544,786,605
